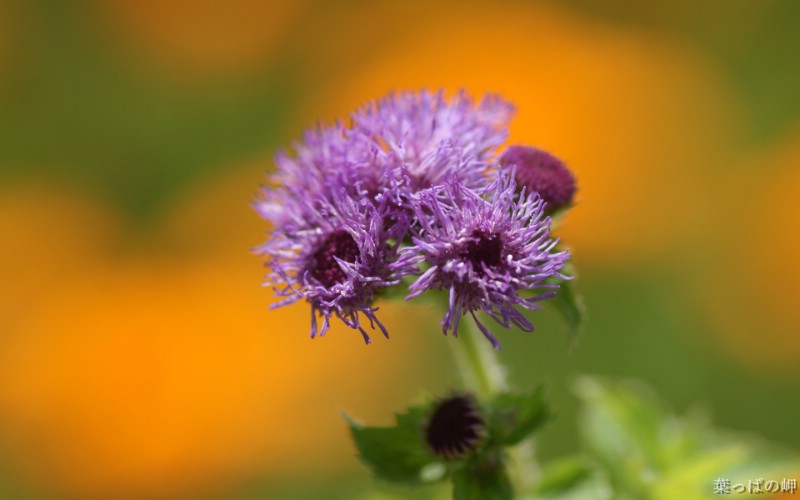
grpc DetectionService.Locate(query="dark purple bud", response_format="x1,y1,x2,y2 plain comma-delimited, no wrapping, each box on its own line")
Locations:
499,145,576,211
425,394,485,459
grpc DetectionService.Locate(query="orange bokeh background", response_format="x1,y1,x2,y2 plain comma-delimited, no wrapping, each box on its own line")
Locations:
0,168,438,498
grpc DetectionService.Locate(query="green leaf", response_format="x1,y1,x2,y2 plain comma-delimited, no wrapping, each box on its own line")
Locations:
526,457,613,500
573,376,800,500
545,268,586,340
531,456,594,496
488,387,550,446
344,405,441,485
452,453,514,500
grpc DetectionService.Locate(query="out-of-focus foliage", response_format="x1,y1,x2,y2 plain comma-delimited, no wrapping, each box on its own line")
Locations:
530,377,799,500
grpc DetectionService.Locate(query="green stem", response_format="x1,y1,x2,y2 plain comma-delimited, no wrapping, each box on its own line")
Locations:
452,319,539,491
452,320,508,398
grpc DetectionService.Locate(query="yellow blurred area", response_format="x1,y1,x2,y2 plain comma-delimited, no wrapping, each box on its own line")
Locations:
307,3,744,265
703,126,800,368
0,169,431,499
95,0,307,79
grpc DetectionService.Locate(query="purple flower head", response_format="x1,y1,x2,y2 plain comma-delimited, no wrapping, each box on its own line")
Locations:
256,89,514,239
254,123,400,231
499,145,577,211
352,89,515,192
257,180,417,343
254,90,576,346
404,172,570,349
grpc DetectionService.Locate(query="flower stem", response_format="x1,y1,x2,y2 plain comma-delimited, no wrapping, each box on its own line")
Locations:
452,321,508,398
453,319,539,491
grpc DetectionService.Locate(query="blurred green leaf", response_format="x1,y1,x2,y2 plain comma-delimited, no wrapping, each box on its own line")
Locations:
345,406,441,485
550,277,585,340
488,387,550,446
543,263,585,340
530,456,594,496
573,376,800,500
526,457,613,500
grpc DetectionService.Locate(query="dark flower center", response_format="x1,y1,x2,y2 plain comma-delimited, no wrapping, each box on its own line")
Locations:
425,394,484,459
463,230,503,273
308,230,359,287
499,145,576,210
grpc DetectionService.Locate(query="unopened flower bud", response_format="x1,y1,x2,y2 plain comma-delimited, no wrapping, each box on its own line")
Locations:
425,394,485,459
499,145,576,211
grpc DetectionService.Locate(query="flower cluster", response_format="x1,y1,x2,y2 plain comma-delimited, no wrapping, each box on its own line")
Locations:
255,90,574,348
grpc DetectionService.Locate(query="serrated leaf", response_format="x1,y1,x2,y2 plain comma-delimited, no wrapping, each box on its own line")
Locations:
488,387,550,446
452,453,514,500
344,406,440,485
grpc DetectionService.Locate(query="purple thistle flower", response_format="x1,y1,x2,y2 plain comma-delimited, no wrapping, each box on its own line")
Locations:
254,89,575,346
404,172,570,349
256,89,514,240
256,181,417,343
499,145,577,211
352,89,514,192
254,123,399,230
